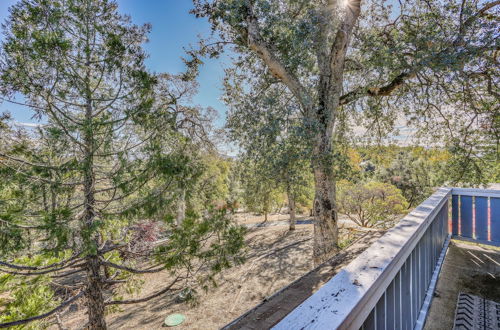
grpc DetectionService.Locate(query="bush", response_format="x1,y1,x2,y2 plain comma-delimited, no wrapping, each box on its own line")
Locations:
376,151,442,206
337,180,408,228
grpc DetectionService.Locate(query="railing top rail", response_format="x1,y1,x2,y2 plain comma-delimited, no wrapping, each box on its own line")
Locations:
451,187,500,198
273,188,452,330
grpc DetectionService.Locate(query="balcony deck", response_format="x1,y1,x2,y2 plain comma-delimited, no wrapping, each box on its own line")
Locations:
224,187,500,330
424,240,500,330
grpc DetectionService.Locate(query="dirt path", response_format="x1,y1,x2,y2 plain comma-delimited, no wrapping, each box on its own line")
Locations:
234,212,358,228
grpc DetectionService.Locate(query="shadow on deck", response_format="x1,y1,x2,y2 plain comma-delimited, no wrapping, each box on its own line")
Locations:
424,240,500,329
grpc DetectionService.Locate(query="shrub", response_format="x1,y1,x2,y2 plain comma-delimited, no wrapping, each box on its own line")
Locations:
337,180,408,228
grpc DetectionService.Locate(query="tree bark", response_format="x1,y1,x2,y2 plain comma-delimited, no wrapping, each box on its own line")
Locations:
82,131,106,329
287,191,296,231
82,157,107,329
82,136,107,329
311,136,338,264
82,32,107,327
85,256,106,330
309,0,361,264
263,195,269,222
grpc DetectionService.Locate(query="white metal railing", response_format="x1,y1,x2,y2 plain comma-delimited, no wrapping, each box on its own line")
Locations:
273,188,451,330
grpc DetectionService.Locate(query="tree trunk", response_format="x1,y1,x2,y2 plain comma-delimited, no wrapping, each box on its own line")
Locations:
82,147,106,329
312,168,338,263
241,0,360,264
83,50,107,328
287,191,296,231
311,129,339,264
263,196,269,222
176,188,186,226
82,169,107,329
82,161,107,330
309,10,359,262
86,256,106,330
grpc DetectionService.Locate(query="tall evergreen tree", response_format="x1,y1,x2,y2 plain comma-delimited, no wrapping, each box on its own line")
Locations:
0,1,244,329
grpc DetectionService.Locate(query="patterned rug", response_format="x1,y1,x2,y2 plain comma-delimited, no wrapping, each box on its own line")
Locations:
454,293,500,330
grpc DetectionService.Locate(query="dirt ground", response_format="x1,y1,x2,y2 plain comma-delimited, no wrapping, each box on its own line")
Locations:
233,212,309,225
234,212,359,228
224,230,385,330
56,215,378,330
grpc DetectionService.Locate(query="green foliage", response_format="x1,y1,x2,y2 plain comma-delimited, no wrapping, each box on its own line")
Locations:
0,255,64,329
194,0,499,195
443,135,500,186
337,180,409,228
239,157,286,218
156,208,246,292
330,144,363,183
224,79,314,216
0,0,246,327
354,144,497,204
0,284,55,330
376,151,445,206
187,154,233,213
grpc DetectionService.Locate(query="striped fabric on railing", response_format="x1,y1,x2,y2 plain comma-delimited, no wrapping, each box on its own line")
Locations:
451,188,500,246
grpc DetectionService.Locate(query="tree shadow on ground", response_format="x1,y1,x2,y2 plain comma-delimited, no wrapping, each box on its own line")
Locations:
225,230,386,330
103,227,314,330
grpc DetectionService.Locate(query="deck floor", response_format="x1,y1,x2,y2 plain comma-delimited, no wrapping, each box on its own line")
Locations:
424,240,500,330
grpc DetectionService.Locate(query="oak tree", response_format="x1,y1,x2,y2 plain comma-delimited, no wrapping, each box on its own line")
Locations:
190,0,499,262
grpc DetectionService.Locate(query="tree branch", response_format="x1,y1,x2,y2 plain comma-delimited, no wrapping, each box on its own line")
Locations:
0,254,81,271
329,0,362,75
339,0,499,105
100,260,165,274
0,152,67,170
0,218,45,230
0,259,83,276
242,4,312,113
339,70,416,105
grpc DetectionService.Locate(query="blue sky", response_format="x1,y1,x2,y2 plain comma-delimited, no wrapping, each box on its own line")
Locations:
0,0,229,126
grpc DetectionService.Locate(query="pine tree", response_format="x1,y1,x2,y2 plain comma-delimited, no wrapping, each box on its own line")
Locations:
0,1,244,329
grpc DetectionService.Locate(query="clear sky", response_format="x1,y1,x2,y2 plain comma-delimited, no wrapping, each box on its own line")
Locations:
0,0,229,127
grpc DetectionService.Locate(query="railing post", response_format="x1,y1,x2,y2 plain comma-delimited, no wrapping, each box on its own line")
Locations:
492,197,500,242
452,195,459,235
476,197,488,241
